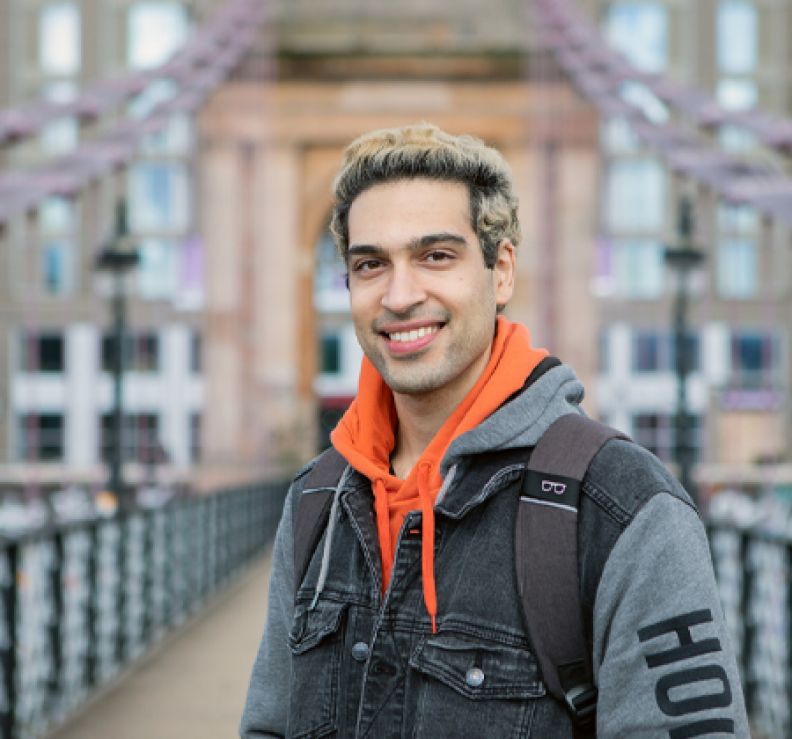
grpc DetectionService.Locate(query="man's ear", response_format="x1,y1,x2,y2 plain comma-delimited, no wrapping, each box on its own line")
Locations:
493,239,516,309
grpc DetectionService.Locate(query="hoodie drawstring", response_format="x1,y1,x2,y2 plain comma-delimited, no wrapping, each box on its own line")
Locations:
373,478,394,589
375,469,438,634
331,320,548,635
417,461,438,634
311,468,349,611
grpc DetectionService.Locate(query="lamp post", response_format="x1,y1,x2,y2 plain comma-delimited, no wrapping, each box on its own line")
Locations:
664,196,705,504
95,201,139,506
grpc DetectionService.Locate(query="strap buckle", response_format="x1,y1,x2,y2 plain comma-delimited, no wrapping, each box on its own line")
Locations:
564,683,597,726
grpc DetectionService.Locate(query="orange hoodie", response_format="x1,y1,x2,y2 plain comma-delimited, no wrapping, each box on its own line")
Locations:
331,316,548,632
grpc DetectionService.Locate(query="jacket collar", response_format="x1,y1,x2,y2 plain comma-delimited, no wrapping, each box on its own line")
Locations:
343,447,531,521
434,447,530,519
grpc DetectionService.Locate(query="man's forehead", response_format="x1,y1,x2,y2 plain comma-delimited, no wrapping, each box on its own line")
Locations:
348,179,472,230
346,184,478,262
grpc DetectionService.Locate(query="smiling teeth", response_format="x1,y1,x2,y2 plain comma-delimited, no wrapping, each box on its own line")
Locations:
389,326,438,343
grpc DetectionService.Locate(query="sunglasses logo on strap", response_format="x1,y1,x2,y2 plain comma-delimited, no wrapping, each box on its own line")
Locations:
541,480,567,496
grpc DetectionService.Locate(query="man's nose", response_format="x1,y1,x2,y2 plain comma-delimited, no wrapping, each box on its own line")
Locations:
381,264,426,314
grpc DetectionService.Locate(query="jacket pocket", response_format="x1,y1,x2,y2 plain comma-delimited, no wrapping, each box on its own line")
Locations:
287,599,347,739
408,634,545,738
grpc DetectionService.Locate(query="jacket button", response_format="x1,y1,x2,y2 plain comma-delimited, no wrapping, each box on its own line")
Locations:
351,641,370,662
465,667,485,688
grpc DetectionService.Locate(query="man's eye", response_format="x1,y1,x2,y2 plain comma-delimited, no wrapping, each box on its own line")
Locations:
424,251,454,263
352,259,383,273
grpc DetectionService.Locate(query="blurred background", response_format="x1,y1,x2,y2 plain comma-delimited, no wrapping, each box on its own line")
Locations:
0,0,790,737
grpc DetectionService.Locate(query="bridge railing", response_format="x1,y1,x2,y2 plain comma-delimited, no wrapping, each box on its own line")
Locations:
0,481,288,739
1,483,784,739
708,519,792,739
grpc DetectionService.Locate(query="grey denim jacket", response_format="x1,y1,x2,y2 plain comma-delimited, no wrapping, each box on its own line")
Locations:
241,365,749,738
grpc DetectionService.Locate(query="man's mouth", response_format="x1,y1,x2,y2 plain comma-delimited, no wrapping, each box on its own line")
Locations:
378,322,444,355
386,325,439,343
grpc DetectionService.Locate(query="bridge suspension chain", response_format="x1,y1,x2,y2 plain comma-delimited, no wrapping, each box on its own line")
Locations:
530,0,792,225
0,0,271,227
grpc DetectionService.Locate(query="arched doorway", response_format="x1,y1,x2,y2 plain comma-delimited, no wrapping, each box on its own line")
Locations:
313,225,361,449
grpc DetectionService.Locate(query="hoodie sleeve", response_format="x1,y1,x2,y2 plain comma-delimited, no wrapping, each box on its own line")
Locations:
239,486,296,739
592,492,749,738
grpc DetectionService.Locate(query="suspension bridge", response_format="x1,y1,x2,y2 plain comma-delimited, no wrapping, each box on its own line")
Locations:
0,0,790,737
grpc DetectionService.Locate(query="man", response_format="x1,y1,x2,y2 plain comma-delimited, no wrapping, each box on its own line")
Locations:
241,124,748,737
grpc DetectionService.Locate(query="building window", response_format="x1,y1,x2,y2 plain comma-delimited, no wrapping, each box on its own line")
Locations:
41,240,74,295
716,79,757,112
320,332,342,375
601,118,641,154
730,332,780,388
128,2,189,70
633,331,700,373
314,228,349,313
718,202,758,232
190,413,201,462
605,159,666,232
718,239,757,298
619,81,669,124
604,2,668,73
633,332,661,372
40,196,77,233
137,239,180,298
39,2,81,75
141,115,193,157
190,331,202,373
315,230,346,291
100,413,160,463
101,332,159,373
717,0,758,74
318,400,352,451
633,413,672,460
17,414,65,461
598,328,610,373
20,332,65,373
632,412,701,463
718,124,758,153
614,240,665,299
40,117,79,155
128,163,189,233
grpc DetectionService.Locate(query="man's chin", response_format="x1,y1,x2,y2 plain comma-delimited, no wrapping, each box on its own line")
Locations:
379,368,445,396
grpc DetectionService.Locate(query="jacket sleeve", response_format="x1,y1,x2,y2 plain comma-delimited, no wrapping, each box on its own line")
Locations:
592,492,749,738
240,485,296,739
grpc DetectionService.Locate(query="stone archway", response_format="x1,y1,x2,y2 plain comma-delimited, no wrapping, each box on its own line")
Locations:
198,79,598,486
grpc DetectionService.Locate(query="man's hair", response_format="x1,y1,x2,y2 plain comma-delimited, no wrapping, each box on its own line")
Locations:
330,123,521,268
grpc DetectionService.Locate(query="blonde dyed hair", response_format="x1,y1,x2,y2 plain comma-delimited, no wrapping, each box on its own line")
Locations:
330,123,521,268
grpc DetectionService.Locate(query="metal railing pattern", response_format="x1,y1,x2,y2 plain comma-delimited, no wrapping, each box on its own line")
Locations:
0,486,787,738
709,522,792,739
0,482,288,739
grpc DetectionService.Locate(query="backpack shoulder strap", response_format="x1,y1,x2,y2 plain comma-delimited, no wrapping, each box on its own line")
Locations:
293,447,348,598
516,413,628,731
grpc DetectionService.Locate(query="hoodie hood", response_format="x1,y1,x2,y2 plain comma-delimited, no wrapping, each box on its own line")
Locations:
439,363,586,479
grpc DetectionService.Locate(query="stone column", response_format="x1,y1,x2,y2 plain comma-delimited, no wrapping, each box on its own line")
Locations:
201,141,247,487
556,146,600,408
252,142,312,476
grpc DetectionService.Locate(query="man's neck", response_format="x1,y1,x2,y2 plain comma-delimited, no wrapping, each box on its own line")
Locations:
390,393,449,478
389,352,492,478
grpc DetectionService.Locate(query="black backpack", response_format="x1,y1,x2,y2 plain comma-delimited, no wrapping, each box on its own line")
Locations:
292,411,627,735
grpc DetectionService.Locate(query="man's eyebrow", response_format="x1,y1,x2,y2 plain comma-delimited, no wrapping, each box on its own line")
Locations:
407,232,468,250
348,232,468,256
347,244,386,257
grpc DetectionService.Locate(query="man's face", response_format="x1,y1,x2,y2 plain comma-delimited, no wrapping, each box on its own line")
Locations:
346,178,515,398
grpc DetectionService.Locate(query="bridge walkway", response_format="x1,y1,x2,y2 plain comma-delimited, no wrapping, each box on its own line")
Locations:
47,553,272,739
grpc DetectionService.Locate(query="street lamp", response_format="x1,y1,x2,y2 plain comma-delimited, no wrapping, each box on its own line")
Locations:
664,196,705,505
95,201,139,505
